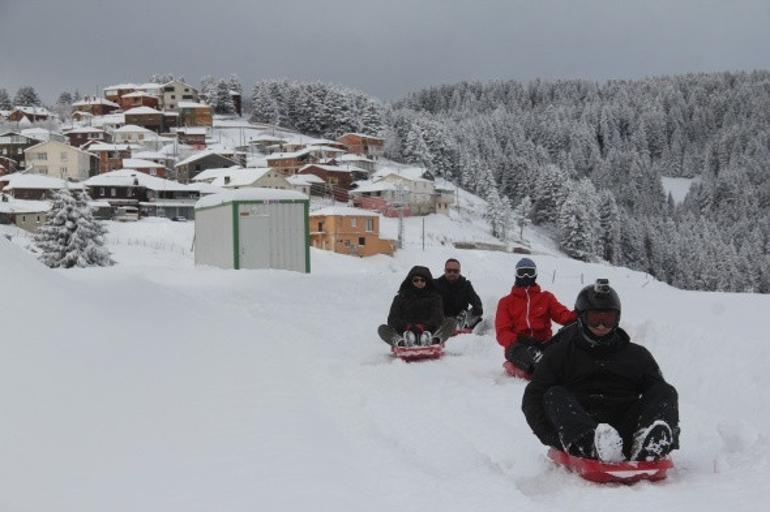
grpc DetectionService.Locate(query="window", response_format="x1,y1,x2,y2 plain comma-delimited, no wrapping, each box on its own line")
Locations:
37,152,47,160
60,167,67,176
110,188,116,197
317,221,324,231
350,218,357,228
171,95,176,99
366,218,374,232
358,237,366,246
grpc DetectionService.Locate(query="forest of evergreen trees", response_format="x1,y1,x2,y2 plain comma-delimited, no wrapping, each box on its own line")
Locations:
384,72,770,293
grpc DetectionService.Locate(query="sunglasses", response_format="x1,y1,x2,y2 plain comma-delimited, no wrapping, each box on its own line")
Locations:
445,268,460,274
516,268,537,278
585,310,619,328
412,277,427,284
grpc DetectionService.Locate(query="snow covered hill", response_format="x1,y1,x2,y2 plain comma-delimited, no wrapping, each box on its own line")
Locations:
1,215,769,511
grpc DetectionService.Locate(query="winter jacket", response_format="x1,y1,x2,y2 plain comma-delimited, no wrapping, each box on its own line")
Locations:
521,322,669,448
433,275,483,318
495,284,576,348
387,266,445,333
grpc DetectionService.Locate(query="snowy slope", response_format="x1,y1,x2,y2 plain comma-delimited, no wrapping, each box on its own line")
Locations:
1,216,769,511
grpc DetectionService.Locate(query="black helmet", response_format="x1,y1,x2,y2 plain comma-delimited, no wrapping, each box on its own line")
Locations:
575,279,621,317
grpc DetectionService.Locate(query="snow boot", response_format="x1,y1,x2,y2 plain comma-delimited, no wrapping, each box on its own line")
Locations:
631,420,673,461
562,430,595,459
419,331,433,346
403,330,417,347
432,318,457,344
378,325,405,347
594,423,625,463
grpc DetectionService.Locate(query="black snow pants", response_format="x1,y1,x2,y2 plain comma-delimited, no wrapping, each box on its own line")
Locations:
542,382,679,458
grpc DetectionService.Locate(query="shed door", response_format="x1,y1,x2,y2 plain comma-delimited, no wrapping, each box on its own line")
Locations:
239,214,270,269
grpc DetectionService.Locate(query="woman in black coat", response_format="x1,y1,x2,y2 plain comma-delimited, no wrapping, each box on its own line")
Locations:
385,265,452,346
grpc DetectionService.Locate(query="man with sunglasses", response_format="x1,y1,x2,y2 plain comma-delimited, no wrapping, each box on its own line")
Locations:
433,258,483,330
522,279,680,463
495,258,576,376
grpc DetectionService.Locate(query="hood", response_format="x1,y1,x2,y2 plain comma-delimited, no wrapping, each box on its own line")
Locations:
399,265,436,294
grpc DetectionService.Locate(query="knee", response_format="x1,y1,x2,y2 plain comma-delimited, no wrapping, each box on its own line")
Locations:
544,385,570,404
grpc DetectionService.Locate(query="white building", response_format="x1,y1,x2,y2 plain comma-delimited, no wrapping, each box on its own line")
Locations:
23,140,97,181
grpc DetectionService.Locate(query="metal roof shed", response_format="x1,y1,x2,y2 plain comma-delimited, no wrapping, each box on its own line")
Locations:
194,188,310,272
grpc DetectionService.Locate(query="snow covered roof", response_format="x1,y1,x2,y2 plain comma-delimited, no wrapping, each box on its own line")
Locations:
86,143,132,152
209,168,277,188
349,180,398,193
65,127,106,135
135,82,163,91
84,169,192,192
287,174,324,185
121,91,159,99
187,182,224,195
177,101,210,109
336,153,375,163
3,174,85,190
267,148,314,160
90,113,125,127
20,128,62,142
310,206,377,217
299,164,357,174
374,166,432,183
25,140,97,158
312,145,347,153
123,106,163,115
122,158,165,169
13,106,52,116
191,166,244,182
0,196,51,214
131,150,169,161
339,132,384,141
72,97,119,107
195,188,307,209
115,124,155,134
249,135,286,143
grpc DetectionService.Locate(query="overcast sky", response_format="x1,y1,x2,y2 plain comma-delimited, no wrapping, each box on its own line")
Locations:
1,0,769,104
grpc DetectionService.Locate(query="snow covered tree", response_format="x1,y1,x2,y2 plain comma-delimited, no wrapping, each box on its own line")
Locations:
0,88,11,110
34,188,114,268
513,195,533,240
402,125,432,169
558,178,600,261
14,86,41,106
211,80,235,115
597,190,621,264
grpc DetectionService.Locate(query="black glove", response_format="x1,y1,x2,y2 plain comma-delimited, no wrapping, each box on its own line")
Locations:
516,335,539,347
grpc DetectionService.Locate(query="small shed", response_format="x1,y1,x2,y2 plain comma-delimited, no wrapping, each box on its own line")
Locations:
194,188,310,272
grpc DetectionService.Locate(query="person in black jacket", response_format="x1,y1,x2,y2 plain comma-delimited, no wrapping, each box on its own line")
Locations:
385,265,454,346
433,258,483,329
521,279,680,462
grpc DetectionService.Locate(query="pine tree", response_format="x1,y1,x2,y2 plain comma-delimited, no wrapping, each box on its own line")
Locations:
211,80,235,114
14,86,41,106
0,88,11,110
34,188,114,268
557,179,600,261
513,195,533,240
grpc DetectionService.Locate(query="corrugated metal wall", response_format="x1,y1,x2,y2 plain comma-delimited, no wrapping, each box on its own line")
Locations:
237,202,307,272
194,204,234,268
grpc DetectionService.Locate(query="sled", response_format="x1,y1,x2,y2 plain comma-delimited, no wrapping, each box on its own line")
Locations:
547,448,673,484
392,343,444,361
503,361,532,380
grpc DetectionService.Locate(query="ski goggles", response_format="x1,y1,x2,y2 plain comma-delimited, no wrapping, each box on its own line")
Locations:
585,310,619,328
516,267,537,278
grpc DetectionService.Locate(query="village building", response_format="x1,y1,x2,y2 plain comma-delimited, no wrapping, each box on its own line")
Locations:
309,206,395,257
24,140,98,181
0,193,51,232
266,148,322,176
297,163,369,202
71,97,120,116
119,91,161,111
177,102,213,127
286,173,324,197
161,80,199,111
84,169,199,220
65,127,111,148
0,131,44,169
174,149,239,183
174,126,208,147
84,143,133,174
121,158,168,178
336,133,385,159
124,106,171,134
8,106,53,123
